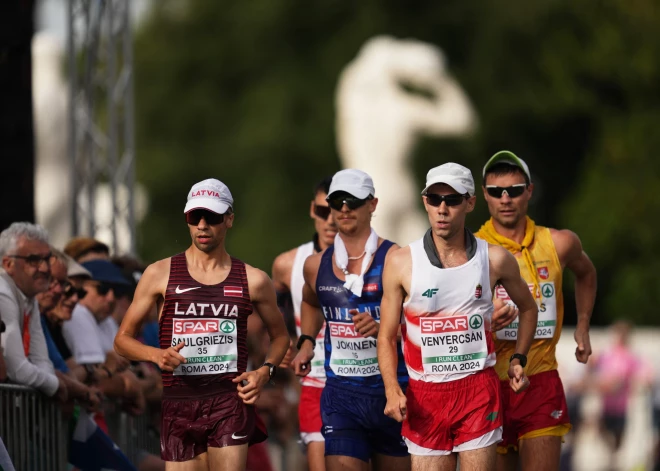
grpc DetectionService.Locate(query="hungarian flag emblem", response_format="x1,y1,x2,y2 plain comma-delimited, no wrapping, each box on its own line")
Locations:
537,267,549,280
224,286,243,297
475,284,482,299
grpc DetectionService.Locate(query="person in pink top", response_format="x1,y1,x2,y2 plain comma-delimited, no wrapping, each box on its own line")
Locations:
593,320,652,452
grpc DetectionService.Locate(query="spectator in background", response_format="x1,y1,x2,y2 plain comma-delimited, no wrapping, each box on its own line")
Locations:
0,222,67,401
64,236,110,263
36,249,101,411
593,320,653,453
61,258,146,416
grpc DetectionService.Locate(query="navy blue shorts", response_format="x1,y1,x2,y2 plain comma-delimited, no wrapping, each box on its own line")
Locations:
321,380,408,462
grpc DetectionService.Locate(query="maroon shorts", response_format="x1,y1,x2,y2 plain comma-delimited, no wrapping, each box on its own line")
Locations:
499,369,571,450
161,391,267,462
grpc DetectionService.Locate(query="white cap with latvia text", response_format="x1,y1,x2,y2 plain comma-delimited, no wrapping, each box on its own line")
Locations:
183,179,234,215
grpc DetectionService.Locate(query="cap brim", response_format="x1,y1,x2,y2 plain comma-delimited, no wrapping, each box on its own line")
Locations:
327,187,372,200
184,199,230,214
421,179,468,195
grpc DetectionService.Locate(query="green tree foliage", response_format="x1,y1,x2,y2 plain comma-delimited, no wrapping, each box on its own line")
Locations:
134,0,659,325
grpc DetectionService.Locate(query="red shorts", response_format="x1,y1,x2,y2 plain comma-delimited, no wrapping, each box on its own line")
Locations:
402,368,503,454
298,385,324,444
161,391,267,462
499,369,571,450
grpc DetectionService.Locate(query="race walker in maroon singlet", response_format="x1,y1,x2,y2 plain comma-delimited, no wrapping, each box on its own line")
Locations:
160,253,252,394
159,253,267,461
114,178,289,470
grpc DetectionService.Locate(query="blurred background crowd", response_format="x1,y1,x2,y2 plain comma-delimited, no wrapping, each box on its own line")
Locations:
1,0,659,470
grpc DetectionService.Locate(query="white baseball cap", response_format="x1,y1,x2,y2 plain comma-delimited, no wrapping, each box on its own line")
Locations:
183,178,234,215
482,150,532,183
327,169,375,200
421,162,475,196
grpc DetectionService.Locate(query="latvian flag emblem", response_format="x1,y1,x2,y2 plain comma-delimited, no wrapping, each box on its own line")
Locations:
224,286,243,297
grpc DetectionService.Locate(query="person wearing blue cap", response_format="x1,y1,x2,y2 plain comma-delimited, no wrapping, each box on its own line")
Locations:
60,257,145,407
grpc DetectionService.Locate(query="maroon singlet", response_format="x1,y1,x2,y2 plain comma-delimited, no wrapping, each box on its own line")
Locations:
159,253,252,398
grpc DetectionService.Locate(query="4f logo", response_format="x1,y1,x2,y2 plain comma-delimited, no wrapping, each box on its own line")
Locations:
422,288,439,298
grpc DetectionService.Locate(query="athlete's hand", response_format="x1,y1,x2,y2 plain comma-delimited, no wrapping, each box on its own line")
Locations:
349,309,379,338
233,368,270,405
574,325,592,364
491,298,518,332
508,361,529,393
154,342,186,372
279,339,295,369
292,343,315,377
384,389,407,422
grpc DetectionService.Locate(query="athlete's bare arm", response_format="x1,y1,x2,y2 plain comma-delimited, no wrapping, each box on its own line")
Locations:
291,252,325,377
114,259,187,371
378,246,410,423
232,265,290,404
551,229,597,363
271,248,296,294
489,245,538,392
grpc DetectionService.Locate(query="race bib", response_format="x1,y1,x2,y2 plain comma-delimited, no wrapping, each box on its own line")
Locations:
309,333,326,378
328,322,380,377
494,282,557,340
171,318,238,376
420,314,488,375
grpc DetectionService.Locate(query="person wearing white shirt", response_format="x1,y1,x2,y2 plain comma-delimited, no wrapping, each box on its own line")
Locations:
0,222,67,401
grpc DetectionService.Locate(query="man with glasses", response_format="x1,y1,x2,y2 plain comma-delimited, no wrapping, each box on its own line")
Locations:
292,169,410,471
37,250,102,410
475,151,597,471
0,222,68,401
270,176,335,471
114,178,289,471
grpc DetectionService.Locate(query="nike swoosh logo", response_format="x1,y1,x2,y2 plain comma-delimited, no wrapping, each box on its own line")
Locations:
231,433,248,440
175,286,201,294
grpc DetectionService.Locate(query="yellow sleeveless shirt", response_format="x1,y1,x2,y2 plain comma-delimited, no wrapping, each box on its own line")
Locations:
476,220,564,380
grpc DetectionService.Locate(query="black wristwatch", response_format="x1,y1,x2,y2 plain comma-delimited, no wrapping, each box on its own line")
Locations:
261,362,277,378
296,334,316,350
509,353,527,368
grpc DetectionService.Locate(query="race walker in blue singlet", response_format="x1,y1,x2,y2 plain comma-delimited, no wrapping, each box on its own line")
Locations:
292,169,410,468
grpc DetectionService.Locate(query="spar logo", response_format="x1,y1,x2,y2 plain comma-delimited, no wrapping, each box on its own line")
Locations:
420,316,468,333
541,283,554,298
220,320,235,333
173,319,221,334
329,323,360,338
495,283,540,301
537,266,549,280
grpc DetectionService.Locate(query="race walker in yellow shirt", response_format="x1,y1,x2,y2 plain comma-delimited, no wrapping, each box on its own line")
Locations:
475,151,597,471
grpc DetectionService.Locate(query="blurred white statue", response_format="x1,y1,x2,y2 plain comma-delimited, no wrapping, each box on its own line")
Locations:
32,32,148,254
33,32,71,248
336,35,477,245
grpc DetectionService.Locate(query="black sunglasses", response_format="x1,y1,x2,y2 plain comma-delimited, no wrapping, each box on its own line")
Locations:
8,253,52,268
485,184,527,199
94,283,114,296
424,193,468,207
185,209,225,226
63,283,87,300
327,194,372,211
313,204,331,220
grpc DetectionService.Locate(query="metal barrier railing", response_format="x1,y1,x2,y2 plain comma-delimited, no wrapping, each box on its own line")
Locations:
0,383,161,470
0,383,67,471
